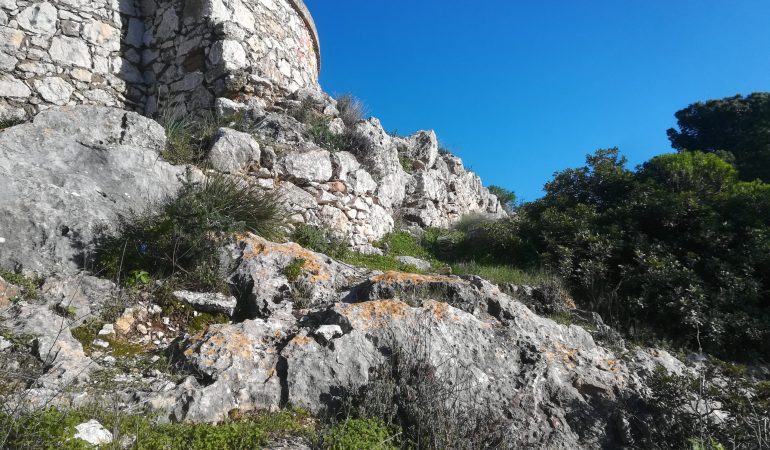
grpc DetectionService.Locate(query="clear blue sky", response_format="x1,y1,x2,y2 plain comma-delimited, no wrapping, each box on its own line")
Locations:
304,0,770,201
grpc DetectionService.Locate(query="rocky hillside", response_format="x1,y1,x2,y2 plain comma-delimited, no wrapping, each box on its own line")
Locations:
0,94,696,449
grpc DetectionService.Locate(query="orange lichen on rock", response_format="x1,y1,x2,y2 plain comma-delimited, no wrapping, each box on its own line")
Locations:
370,271,455,285
203,330,255,361
341,300,413,330
240,235,330,282
423,300,461,322
290,335,314,346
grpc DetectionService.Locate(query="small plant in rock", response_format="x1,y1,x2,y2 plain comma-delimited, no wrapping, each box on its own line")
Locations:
336,94,366,127
94,171,285,292
399,155,414,173
306,119,346,152
284,258,307,282
292,224,349,259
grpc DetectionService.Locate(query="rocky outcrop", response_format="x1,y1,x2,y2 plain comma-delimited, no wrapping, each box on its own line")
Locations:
0,106,184,274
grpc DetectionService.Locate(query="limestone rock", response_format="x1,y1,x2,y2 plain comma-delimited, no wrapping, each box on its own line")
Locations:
73,420,113,446
278,148,333,183
0,275,18,307
16,2,57,35
41,275,118,326
394,256,431,271
172,290,237,316
34,77,74,105
208,127,261,173
0,106,183,274
404,130,439,169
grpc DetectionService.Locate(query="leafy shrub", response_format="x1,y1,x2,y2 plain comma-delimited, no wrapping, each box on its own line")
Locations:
487,185,517,210
399,155,414,173
324,418,398,450
94,172,284,291
641,365,770,450
335,323,508,449
336,94,366,127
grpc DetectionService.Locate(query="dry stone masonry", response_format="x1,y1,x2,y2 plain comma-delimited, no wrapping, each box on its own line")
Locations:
0,0,320,120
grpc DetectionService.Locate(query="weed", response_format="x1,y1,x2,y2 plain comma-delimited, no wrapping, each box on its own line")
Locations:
449,262,553,286
399,155,414,173
336,94,366,127
324,418,398,450
94,172,285,292
292,224,349,259
285,258,307,282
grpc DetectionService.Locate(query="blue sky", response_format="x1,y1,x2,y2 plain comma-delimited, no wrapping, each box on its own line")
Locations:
304,0,770,201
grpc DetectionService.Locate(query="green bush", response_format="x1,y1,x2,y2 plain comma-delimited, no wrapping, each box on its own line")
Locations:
324,418,397,450
94,172,284,291
487,185,517,210
284,258,307,282
291,224,349,259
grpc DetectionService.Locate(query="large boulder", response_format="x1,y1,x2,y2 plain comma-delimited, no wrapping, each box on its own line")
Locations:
207,127,260,173
0,106,184,274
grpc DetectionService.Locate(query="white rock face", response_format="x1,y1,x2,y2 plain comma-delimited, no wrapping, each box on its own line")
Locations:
34,77,73,105
49,36,91,68
0,75,30,97
280,149,333,183
208,127,261,173
73,420,113,446
16,2,57,35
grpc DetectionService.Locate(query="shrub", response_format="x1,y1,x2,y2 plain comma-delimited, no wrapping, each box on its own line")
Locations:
291,224,349,259
336,94,366,127
94,172,284,291
324,418,398,450
335,321,508,449
487,185,516,210
399,156,414,173
284,258,307,282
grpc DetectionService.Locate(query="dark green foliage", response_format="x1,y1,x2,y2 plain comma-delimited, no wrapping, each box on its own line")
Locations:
335,94,366,127
643,365,770,449
324,419,398,450
495,148,770,359
487,185,517,210
94,172,284,291
0,118,24,131
668,93,770,183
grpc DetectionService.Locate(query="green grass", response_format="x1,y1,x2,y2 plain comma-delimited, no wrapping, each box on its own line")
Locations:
284,258,307,282
449,262,553,286
0,407,315,450
324,418,398,450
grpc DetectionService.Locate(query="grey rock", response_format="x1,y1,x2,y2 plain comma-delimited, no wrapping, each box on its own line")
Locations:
279,148,333,183
41,274,118,326
34,77,74,105
172,290,237,316
73,420,113,446
404,130,439,169
16,2,57,35
0,74,31,97
0,106,183,275
49,36,91,68
314,324,343,343
208,127,260,173
394,256,431,271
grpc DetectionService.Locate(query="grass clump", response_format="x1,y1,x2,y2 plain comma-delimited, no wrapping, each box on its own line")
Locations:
399,155,414,173
336,94,366,127
324,418,398,450
449,262,553,286
157,110,254,166
94,172,284,292
0,407,315,450
291,224,349,259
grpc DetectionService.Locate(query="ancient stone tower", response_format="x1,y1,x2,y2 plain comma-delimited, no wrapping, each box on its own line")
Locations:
0,0,321,120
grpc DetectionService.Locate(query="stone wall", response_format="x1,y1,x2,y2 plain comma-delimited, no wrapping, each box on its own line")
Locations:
0,0,320,120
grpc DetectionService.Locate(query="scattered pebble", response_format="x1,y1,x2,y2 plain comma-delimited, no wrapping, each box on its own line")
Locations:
93,339,110,349
98,324,115,336
136,324,148,335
